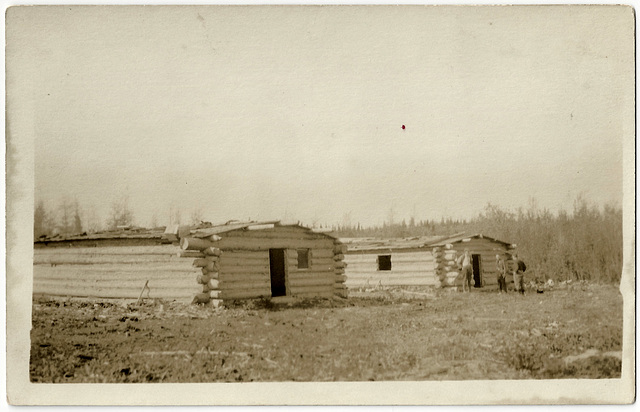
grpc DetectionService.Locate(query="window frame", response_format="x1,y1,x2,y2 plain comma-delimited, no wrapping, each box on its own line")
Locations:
297,248,310,270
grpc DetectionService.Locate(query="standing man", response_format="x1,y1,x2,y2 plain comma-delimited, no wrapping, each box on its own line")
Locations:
456,248,473,293
496,254,508,293
512,253,527,295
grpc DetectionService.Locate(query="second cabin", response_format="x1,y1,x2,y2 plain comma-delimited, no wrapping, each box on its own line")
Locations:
430,233,516,288
176,221,347,304
341,233,516,290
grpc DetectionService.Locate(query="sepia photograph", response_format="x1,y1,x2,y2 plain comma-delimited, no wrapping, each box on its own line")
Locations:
5,4,635,405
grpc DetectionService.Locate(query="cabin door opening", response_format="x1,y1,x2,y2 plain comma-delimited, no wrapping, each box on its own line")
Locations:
269,249,287,297
472,254,482,288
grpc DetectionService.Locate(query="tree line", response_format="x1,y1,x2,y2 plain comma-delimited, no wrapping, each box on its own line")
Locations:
33,196,205,239
330,196,623,284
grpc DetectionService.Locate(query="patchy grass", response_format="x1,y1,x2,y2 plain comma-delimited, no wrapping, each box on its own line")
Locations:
30,284,622,382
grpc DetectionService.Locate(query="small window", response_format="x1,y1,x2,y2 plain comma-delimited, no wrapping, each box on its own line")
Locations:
378,255,392,271
297,249,310,269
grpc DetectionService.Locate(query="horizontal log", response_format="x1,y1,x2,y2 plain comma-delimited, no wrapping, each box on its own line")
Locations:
343,272,437,281
344,253,434,264
300,264,333,272
287,270,334,279
218,289,271,300
221,276,270,286
33,254,184,266
218,250,269,260
343,277,438,286
34,245,179,256
333,254,345,261
33,286,197,301
219,273,269,283
33,260,196,273
33,279,202,293
334,268,345,275
215,237,334,251
222,228,328,240
33,265,196,280
288,285,334,294
345,262,435,273
345,278,438,287
344,261,436,269
33,272,196,287
220,258,270,268
288,277,335,287
181,237,217,251
291,291,335,299
220,285,271,294
220,265,269,275
178,251,205,258
192,258,219,268
333,283,347,289
308,257,336,266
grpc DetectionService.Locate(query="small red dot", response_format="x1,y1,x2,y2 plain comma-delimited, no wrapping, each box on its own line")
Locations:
402,125,405,130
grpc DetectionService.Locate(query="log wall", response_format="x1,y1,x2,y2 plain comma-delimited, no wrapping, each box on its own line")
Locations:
343,250,437,288
33,245,196,301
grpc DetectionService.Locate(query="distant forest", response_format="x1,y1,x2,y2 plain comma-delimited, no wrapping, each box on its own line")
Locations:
330,196,623,284
35,195,623,284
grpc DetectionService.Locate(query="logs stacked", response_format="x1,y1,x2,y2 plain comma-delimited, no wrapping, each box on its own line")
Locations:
432,244,459,288
333,240,348,298
178,237,223,307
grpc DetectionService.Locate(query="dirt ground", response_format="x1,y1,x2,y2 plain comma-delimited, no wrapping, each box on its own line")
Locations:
30,283,623,383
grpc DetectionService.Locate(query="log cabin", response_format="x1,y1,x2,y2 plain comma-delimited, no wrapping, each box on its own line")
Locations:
179,221,347,304
430,233,516,288
341,233,516,290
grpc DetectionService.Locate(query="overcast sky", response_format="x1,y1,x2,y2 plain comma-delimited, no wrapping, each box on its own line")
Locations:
7,5,634,228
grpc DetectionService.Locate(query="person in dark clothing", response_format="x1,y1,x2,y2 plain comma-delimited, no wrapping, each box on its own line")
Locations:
512,253,527,295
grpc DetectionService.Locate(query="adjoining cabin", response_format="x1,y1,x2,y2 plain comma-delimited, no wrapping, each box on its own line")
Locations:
177,221,347,304
33,228,196,300
341,233,516,290
340,236,442,289
430,233,516,288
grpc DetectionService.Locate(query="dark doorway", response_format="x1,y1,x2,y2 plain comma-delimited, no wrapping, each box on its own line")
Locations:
472,254,482,287
269,249,287,297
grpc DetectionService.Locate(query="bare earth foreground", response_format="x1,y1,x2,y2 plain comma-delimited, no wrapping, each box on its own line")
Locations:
30,283,622,383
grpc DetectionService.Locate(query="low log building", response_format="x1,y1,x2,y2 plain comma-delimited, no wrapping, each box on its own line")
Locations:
341,233,516,290
178,221,347,304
